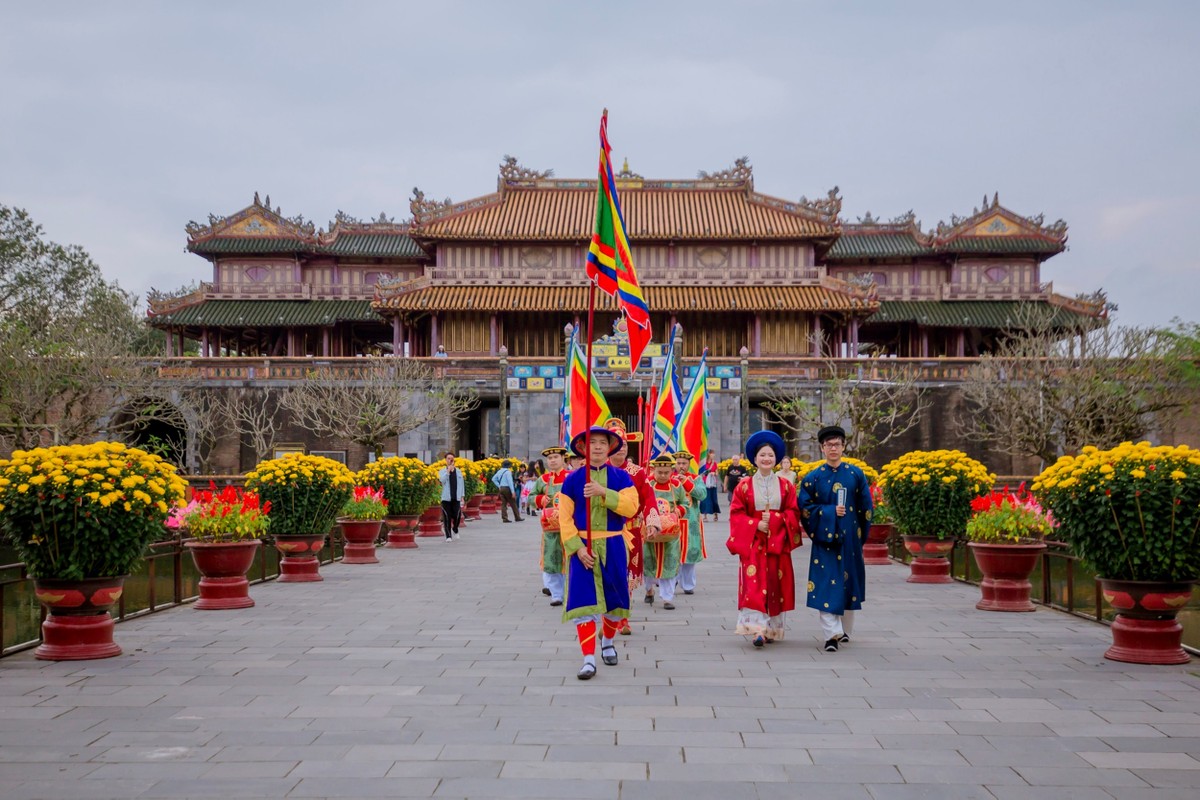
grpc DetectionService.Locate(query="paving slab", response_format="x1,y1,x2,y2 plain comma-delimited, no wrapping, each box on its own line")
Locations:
0,514,1197,798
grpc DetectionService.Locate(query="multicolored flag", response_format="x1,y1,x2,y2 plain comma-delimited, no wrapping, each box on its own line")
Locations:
560,327,576,447
586,110,651,373
675,350,710,473
566,330,612,441
650,325,682,458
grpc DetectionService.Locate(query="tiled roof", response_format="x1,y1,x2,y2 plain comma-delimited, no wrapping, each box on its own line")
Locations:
375,284,874,313
940,237,1065,255
869,301,1096,329
316,234,425,258
189,238,310,254
150,300,380,327
414,186,838,241
828,232,934,259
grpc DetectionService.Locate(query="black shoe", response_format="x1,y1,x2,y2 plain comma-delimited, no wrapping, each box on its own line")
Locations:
577,663,596,680
839,634,850,644
502,519,511,523
753,636,765,648
824,638,840,652
662,602,676,610
549,599,563,607
542,588,552,596
601,645,618,666
683,589,694,595
644,592,654,605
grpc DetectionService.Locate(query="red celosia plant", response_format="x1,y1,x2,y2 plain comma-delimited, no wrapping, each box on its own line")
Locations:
966,484,1055,545
869,484,894,525
182,483,272,542
340,486,388,521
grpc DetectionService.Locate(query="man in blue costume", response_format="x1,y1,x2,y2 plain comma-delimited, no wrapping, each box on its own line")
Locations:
557,426,640,680
798,425,872,653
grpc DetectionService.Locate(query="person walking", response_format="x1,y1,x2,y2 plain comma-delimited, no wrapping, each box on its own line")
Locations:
438,452,466,541
674,450,707,595
798,425,872,653
644,454,686,610
533,446,571,606
726,431,803,647
492,459,523,523
725,454,748,508
699,453,721,521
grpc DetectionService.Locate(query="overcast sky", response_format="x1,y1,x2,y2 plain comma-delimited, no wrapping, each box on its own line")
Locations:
3,0,1196,329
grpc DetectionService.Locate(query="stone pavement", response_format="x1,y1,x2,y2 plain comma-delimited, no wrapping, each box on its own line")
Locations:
1,515,1198,800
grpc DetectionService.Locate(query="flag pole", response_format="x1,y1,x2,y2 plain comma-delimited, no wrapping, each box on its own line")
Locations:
583,281,596,557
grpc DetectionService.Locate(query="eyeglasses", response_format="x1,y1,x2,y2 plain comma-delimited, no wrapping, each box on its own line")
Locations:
822,442,845,449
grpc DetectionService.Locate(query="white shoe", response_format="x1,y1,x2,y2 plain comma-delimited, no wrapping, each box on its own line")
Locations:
453,533,461,540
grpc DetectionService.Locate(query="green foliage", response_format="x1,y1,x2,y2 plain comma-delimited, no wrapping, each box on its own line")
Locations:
965,493,1053,545
1033,442,1200,581
879,450,994,540
0,442,188,579
340,487,388,521
244,453,355,536
356,457,440,516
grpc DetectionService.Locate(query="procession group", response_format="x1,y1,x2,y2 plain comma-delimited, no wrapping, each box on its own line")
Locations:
516,418,873,680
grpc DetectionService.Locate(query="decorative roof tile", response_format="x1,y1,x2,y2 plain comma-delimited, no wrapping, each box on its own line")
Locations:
150,300,380,328
870,301,1098,329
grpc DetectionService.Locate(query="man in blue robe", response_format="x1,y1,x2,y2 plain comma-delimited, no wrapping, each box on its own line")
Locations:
798,425,872,652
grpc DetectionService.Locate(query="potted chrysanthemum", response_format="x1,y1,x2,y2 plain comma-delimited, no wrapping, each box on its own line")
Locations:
1033,441,1200,664
965,486,1053,612
180,484,271,609
244,453,355,582
0,442,187,659
879,450,994,584
474,457,504,515
338,486,388,564
357,457,440,549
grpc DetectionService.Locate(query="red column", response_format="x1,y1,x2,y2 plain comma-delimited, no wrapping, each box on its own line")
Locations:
812,314,822,357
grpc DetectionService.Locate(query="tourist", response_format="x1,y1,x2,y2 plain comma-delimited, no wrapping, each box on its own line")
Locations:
437,452,465,541
725,453,748,507
557,426,640,679
726,431,803,647
644,454,686,610
532,446,570,606
673,449,707,595
777,456,798,486
798,425,872,652
699,453,721,521
491,459,523,523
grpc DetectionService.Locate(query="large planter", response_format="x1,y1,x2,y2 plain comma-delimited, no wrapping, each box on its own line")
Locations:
338,519,382,564
863,522,894,566
383,515,420,549
1099,578,1194,665
902,534,955,584
418,504,445,537
481,493,500,515
273,533,327,582
33,576,127,660
186,540,261,610
465,494,483,521
968,541,1046,612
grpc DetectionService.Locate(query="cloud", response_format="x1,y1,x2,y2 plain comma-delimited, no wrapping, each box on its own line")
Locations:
1097,199,1173,241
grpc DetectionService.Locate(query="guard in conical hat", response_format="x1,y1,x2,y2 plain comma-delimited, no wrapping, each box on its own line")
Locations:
672,449,708,595
557,426,640,679
603,417,659,635
644,453,685,609
533,446,572,606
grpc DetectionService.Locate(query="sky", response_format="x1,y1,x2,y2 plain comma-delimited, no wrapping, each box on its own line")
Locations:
3,0,1197,329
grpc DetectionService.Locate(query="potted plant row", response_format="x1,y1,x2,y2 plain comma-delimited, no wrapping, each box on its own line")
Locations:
0,442,188,660
964,486,1052,612
173,484,271,609
879,450,994,584
245,453,355,582
358,457,440,548
1034,441,1200,664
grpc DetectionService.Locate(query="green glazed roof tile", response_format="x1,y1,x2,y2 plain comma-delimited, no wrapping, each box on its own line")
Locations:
828,233,934,259
870,300,1096,329
189,238,310,254
942,237,1064,255
152,300,380,327
317,234,424,258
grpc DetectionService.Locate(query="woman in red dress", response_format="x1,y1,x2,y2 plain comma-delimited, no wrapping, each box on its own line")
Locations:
726,430,803,647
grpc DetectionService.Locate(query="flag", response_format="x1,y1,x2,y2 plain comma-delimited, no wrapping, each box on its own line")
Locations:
586,110,651,372
560,328,575,447
650,325,682,458
675,350,710,473
566,331,611,441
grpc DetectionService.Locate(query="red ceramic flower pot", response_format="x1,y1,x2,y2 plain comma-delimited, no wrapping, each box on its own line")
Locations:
418,505,444,537
339,519,382,564
968,541,1045,612
1099,578,1194,665
33,576,127,660
186,540,261,609
864,522,894,566
273,533,327,582
383,515,420,549
465,495,483,521
902,534,955,584
482,493,500,514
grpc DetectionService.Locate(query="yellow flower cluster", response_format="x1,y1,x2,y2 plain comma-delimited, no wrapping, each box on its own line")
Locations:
359,456,439,489
244,452,355,488
879,449,994,494
717,457,752,478
1032,441,1200,496
795,457,879,485
0,441,187,516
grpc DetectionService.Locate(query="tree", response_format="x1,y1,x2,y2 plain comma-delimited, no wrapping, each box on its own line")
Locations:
278,358,479,459
761,336,928,463
213,388,290,468
958,307,1189,466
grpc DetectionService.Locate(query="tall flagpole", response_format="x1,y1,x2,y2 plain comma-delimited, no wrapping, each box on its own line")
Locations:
583,282,596,557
